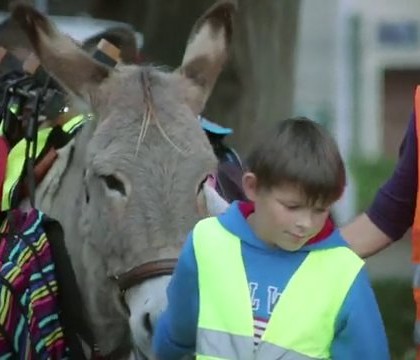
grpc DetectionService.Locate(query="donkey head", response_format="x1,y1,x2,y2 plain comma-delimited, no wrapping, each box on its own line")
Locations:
12,1,235,358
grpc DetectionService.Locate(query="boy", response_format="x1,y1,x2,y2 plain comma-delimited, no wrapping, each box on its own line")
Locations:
153,117,390,359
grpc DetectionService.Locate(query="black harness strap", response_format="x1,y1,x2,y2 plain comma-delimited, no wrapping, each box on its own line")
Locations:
43,218,93,360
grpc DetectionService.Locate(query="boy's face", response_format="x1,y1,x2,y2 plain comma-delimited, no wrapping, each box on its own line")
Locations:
243,173,331,251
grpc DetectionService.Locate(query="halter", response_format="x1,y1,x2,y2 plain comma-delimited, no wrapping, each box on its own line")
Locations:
113,259,178,294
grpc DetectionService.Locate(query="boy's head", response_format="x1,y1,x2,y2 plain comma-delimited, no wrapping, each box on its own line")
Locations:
242,117,345,251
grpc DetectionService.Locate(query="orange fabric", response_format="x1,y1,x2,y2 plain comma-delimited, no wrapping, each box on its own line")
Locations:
412,86,420,262
414,288,420,320
413,87,420,352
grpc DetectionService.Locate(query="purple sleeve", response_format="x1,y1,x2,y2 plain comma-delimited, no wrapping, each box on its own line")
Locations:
366,113,417,241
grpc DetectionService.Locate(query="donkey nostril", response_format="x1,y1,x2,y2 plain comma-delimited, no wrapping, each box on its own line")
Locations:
143,312,153,335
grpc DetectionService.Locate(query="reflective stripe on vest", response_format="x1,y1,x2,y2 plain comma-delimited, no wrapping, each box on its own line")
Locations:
1,114,85,210
193,217,364,360
412,85,420,350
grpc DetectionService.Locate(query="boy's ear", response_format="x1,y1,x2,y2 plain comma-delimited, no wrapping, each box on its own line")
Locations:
242,172,258,201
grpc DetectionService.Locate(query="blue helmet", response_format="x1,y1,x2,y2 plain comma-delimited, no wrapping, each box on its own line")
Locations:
199,116,233,136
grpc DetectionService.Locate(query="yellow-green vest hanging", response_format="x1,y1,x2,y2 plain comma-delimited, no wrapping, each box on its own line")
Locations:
1,114,85,211
193,217,364,360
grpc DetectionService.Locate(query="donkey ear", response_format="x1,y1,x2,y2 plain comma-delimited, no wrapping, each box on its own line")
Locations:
11,3,110,100
178,0,236,116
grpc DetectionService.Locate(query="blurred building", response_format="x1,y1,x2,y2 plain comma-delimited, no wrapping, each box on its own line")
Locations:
295,0,420,160
353,0,420,159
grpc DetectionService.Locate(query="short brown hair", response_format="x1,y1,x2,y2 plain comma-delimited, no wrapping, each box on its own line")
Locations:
245,117,345,206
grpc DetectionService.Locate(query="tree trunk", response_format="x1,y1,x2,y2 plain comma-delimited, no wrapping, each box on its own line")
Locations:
216,0,301,153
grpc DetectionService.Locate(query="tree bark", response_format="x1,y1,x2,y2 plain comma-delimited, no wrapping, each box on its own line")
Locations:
218,0,301,153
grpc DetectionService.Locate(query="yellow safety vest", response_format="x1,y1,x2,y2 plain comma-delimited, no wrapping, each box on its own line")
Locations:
1,114,85,210
193,217,364,360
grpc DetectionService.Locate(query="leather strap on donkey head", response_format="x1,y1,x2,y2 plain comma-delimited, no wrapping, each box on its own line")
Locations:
113,259,178,295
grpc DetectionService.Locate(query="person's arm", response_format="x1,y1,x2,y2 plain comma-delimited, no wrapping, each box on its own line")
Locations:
331,268,390,360
152,233,199,360
341,114,417,257
340,214,392,258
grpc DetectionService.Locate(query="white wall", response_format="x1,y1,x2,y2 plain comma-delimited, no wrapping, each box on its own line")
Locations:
295,0,357,223
294,0,337,126
296,0,420,158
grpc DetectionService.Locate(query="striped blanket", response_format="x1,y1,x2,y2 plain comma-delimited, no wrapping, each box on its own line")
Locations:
0,208,69,359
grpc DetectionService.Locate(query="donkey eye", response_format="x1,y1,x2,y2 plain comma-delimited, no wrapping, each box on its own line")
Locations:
100,175,126,196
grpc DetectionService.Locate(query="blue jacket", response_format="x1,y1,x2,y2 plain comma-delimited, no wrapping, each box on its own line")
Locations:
153,202,390,360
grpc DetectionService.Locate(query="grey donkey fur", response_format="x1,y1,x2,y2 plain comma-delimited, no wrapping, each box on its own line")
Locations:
9,0,236,357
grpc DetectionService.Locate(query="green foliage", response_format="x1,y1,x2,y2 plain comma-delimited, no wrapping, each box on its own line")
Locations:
350,156,396,212
351,157,416,358
372,279,415,359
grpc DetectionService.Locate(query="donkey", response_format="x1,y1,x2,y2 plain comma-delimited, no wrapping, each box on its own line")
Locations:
8,1,235,358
